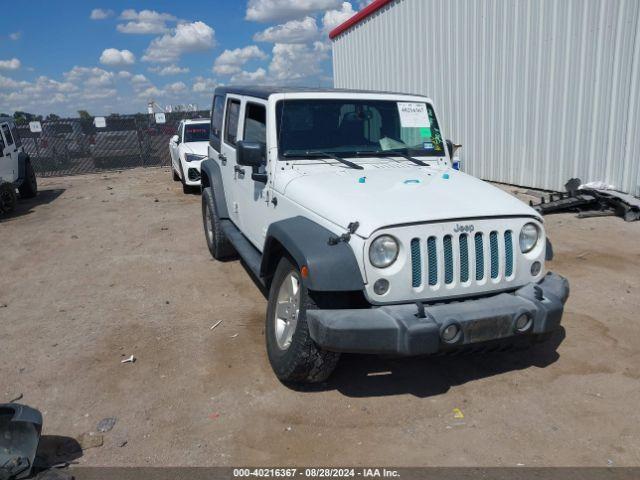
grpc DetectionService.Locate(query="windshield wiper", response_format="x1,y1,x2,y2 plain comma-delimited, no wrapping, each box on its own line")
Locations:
283,151,364,170
355,149,428,167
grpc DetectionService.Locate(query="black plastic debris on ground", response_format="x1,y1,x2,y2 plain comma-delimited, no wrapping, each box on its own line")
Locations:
530,178,640,222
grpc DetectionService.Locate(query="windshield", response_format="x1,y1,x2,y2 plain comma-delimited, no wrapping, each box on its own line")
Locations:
184,123,210,142
276,99,444,158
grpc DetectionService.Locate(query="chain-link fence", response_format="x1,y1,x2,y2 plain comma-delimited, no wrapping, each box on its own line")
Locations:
14,111,210,177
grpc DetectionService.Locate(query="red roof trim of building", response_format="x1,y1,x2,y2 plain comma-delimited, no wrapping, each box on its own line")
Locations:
329,0,395,39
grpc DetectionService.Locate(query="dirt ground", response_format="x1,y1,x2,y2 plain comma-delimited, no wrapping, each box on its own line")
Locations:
1,167,639,467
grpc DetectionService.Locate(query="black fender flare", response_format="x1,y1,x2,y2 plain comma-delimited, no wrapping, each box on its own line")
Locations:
260,216,365,292
16,152,30,185
200,159,229,218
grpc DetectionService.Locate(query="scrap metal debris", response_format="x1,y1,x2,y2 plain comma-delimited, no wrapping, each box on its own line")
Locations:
210,320,223,331
96,417,117,433
120,355,135,364
530,178,640,222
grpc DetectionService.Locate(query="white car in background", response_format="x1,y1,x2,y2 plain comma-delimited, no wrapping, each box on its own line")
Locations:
169,119,209,193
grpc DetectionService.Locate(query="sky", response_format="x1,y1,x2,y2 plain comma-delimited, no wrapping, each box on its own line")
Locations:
0,0,372,117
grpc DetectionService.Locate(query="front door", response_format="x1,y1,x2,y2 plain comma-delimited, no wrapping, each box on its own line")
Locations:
169,122,182,173
0,122,18,182
234,100,270,249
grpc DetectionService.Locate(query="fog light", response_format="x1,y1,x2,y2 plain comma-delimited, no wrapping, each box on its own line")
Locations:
373,279,389,295
442,324,460,343
515,314,532,332
531,261,542,276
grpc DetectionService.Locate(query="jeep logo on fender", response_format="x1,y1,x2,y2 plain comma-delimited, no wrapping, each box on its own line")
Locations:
453,224,475,233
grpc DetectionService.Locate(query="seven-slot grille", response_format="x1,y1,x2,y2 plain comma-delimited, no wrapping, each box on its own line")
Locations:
410,229,515,289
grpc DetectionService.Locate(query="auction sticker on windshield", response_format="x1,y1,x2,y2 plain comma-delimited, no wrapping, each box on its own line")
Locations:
397,102,431,128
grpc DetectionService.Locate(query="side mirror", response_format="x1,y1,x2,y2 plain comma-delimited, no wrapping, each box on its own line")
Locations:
237,140,265,167
171,135,179,144
446,139,463,170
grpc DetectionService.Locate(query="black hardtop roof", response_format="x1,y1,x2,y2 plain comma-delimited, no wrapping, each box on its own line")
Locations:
213,85,427,100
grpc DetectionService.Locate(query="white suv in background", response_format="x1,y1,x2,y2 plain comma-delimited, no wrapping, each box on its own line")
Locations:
169,119,209,193
1,116,37,214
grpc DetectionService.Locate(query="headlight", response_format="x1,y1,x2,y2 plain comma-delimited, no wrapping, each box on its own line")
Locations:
185,153,206,162
519,223,540,253
369,235,399,268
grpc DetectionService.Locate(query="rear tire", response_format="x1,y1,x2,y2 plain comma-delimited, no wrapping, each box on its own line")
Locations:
0,182,17,215
202,187,236,260
266,257,340,384
18,160,37,199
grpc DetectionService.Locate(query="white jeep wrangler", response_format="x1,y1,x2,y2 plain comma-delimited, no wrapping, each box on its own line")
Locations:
0,117,38,214
200,87,569,384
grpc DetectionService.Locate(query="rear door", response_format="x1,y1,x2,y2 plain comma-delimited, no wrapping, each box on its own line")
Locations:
220,96,242,226
0,122,18,182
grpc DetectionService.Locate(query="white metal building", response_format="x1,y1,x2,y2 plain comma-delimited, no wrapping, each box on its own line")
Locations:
330,0,640,195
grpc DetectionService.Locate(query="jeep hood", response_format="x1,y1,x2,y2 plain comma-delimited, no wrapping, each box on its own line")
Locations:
283,167,539,237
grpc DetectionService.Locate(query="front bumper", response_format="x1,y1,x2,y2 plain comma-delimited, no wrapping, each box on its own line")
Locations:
307,272,569,356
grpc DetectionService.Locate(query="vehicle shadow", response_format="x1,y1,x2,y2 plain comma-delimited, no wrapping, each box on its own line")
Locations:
297,328,565,398
0,188,65,222
33,435,83,469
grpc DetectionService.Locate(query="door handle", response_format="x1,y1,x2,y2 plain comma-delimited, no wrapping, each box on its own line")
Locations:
234,165,245,176
218,153,227,164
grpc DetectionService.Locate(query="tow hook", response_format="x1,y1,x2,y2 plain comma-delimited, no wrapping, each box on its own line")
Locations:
328,221,359,245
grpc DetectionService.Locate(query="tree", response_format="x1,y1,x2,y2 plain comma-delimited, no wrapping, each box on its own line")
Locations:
13,111,40,125
45,113,60,121
78,110,92,120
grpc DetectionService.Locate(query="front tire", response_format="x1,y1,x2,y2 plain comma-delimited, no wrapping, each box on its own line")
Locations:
266,257,340,384
0,182,17,215
202,187,236,260
18,160,37,199
172,167,180,181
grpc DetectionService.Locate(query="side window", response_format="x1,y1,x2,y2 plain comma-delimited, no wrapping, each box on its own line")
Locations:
224,99,240,146
243,103,266,144
178,123,184,141
210,95,224,151
2,124,14,146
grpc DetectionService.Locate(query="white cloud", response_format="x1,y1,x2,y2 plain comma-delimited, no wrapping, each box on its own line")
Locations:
0,74,29,90
322,2,355,33
64,66,114,88
165,81,187,93
131,74,149,85
357,0,375,7
268,42,330,82
9,32,21,41
246,0,342,22
117,71,132,79
149,64,190,76
192,76,218,93
136,85,163,99
90,8,114,20
117,9,177,34
254,16,319,43
142,21,216,63
99,49,136,67
213,45,267,75
0,58,21,70
230,68,267,84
